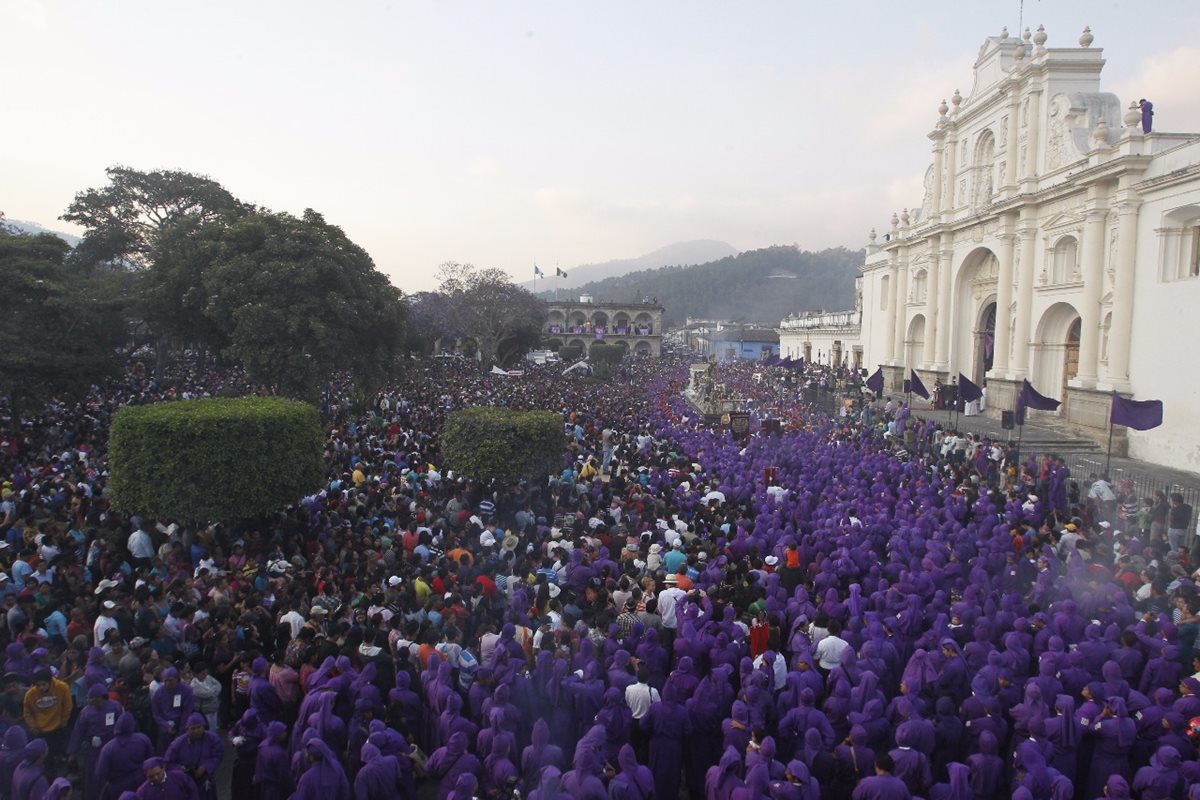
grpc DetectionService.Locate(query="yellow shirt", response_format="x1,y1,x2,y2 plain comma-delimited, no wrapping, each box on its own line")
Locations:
24,679,73,734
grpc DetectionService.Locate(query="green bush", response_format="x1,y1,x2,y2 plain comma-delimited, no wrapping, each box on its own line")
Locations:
442,408,563,484
108,397,324,523
558,345,582,362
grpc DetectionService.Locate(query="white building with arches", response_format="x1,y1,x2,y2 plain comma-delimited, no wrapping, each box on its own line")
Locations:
858,25,1200,471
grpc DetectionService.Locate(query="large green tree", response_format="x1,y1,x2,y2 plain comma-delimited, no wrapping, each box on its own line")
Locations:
196,209,406,401
435,262,545,369
0,228,124,410
62,165,245,272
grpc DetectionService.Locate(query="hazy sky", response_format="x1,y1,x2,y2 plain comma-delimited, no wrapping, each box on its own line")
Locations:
4,1,1199,291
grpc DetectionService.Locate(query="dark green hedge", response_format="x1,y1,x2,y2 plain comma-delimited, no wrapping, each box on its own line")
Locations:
108,397,324,523
442,407,563,484
558,345,583,362
589,342,625,366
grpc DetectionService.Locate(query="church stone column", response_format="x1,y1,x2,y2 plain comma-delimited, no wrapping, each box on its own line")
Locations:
934,233,954,369
1020,87,1043,190
992,219,1016,374
942,138,958,214
892,256,909,365
1003,91,1021,190
883,253,899,365
1010,209,1038,376
931,141,945,219
1104,194,1141,387
1075,188,1110,385
922,237,941,368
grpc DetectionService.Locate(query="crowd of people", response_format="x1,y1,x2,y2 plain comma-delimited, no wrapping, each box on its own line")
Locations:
0,351,1198,800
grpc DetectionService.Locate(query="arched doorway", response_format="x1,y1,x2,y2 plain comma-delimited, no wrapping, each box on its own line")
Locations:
905,315,926,371
953,247,999,384
975,302,996,385
634,340,652,357
1033,302,1081,408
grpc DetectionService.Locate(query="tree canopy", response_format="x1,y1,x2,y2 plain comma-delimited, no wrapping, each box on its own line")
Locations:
433,262,545,368
0,227,124,409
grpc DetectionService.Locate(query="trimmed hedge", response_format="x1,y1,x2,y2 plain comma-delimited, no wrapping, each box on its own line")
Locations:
589,342,625,366
108,397,324,523
442,407,563,484
558,345,583,362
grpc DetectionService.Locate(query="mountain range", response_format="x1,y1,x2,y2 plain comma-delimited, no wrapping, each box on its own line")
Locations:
541,245,863,327
1,217,81,246
523,239,739,291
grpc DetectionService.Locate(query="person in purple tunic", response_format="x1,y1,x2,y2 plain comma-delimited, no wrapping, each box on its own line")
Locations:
10,738,48,800
521,718,564,790
484,736,519,797
249,657,283,723
1140,99,1154,134
135,757,199,800
608,743,654,800
150,668,194,753
560,732,608,800
528,766,571,800
41,777,73,800
426,731,482,800
1132,744,1183,800
888,726,930,798
850,752,912,800
353,741,403,800
165,713,223,800
642,681,691,800
229,708,267,800
705,746,746,800
252,721,292,800
70,683,124,800
95,712,155,800
446,772,478,800
0,725,28,797
293,739,350,800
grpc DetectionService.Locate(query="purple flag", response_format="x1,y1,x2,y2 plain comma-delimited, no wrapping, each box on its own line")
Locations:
788,357,806,371
958,373,983,403
1015,378,1060,424
909,369,930,400
1110,392,1163,430
866,368,884,394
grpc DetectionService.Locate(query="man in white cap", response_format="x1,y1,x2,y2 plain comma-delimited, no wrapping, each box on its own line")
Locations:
94,600,119,646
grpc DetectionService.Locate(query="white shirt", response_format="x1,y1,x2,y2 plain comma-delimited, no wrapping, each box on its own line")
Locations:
94,613,119,646
657,587,687,629
127,529,154,559
815,634,850,670
280,610,306,638
624,681,660,720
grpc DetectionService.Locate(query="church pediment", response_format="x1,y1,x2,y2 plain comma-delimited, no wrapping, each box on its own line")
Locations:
1042,211,1086,230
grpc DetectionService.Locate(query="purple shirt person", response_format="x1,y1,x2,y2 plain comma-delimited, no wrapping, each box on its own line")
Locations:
293,739,350,800
527,765,572,800
608,744,654,800
1140,99,1154,134
70,683,124,800
150,668,193,752
135,757,199,800
850,753,912,800
426,732,482,800
0,726,28,797
11,738,49,800
252,721,292,800
95,712,155,800
165,714,223,800
353,742,402,800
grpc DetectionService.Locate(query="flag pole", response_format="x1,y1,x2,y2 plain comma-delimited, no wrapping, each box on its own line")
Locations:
1105,421,1115,476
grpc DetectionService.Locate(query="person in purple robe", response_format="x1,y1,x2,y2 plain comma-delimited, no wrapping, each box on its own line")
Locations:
723,700,753,755
851,752,913,800
69,683,124,800
1103,774,1133,800
642,681,691,800
135,757,199,800
292,739,350,800
606,743,653,800
1085,696,1136,799
560,739,608,800
1132,744,1183,800
705,746,747,800
528,765,571,800
521,718,563,790
248,657,282,724
95,712,155,800
888,724,931,797
252,721,292,800
0,725,27,797
926,761,970,800
426,732,482,800
1140,99,1154,134
11,738,49,800
42,777,73,800
165,713,223,800
150,668,194,753
353,741,402,800
445,772,478,800
229,708,267,800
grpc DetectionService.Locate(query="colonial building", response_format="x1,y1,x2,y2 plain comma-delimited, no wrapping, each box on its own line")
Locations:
543,296,665,357
692,325,781,362
856,25,1200,470
778,280,864,370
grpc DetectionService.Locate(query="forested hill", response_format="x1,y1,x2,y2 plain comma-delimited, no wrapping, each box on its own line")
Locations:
540,245,862,327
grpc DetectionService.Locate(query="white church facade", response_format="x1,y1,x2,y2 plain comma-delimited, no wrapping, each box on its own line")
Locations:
854,25,1200,472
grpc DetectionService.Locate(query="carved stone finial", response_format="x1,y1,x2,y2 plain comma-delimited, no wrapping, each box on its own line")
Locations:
1124,101,1142,129
1014,40,1026,62
900,208,911,227
1023,27,1033,42
938,99,949,117
890,212,900,230
1079,26,1094,47
1000,26,1009,41
951,89,963,109
1033,24,1047,53
1091,118,1109,149
868,229,877,244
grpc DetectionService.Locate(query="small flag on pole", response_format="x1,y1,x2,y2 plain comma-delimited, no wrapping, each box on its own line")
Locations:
556,267,568,278
957,373,983,403
1110,392,1163,430
909,369,930,400
534,264,544,278
866,368,884,395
